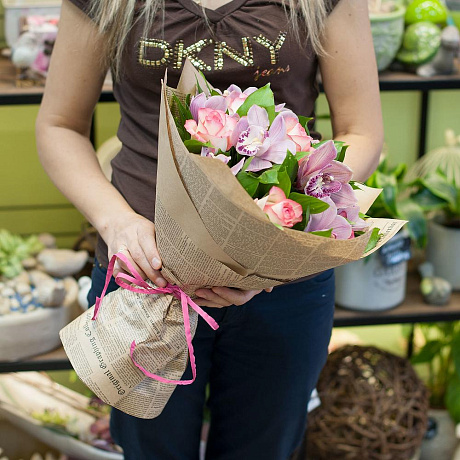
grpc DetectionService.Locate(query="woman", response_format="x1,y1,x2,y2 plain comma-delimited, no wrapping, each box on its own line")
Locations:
36,0,383,458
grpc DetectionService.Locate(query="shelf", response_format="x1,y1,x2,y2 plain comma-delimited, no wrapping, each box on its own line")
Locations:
334,271,460,327
0,347,71,373
1,55,460,106
0,273,459,373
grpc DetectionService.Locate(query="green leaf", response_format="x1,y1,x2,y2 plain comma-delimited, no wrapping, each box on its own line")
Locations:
452,335,460,380
288,192,330,214
335,143,349,163
277,168,292,197
413,173,458,213
282,151,298,183
411,340,444,364
396,198,427,249
295,151,310,162
376,170,398,217
172,94,192,124
364,227,382,253
311,229,333,238
183,139,210,154
297,116,313,134
241,157,254,173
237,84,275,116
258,167,281,185
236,171,259,197
446,374,460,424
266,106,277,124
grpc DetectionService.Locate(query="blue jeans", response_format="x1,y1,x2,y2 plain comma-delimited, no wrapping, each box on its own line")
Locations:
87,262,335,460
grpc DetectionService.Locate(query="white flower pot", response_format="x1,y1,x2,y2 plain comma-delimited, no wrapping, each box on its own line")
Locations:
426,220,460,290
334,232,409,311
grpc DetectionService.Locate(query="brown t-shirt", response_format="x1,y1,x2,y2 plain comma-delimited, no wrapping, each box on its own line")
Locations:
68,0,340,267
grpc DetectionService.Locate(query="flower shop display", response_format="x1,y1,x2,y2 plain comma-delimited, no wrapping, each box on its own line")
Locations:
0,372,123,459
335,160,426,311
60,62,406,420
0,229,87,361
368,0,406,71
306,345,429,460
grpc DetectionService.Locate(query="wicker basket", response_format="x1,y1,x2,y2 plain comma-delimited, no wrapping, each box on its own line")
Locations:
306,345,429,460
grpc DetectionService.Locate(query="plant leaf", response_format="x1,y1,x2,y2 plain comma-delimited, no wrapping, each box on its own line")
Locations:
364,227,382,253
311,229,333,238
411,340,444,364
396,198,427,249
288,192,330,214
446,374,460,424
236,171,259,197
282,151,298,183
183,139,209,154
237,84,274,116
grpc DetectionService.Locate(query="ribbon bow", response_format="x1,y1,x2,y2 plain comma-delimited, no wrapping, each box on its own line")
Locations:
92,252,219,385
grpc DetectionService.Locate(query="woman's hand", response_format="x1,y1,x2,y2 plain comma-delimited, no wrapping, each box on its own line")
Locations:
194,286,273,308
104,210,168,288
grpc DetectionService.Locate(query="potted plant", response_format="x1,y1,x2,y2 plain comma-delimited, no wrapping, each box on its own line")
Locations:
335,159,427,311
410,169,460,289
369,0,407,71
410,322,460,458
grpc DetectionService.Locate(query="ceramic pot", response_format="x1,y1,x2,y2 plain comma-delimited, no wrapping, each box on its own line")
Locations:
370,4,406,71
426,219,460,290
334,231,409,311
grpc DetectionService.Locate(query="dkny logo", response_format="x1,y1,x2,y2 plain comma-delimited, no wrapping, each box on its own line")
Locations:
137,32,287,71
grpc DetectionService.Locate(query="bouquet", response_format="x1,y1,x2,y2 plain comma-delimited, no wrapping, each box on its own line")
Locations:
176,77,375,243
60,62,405,419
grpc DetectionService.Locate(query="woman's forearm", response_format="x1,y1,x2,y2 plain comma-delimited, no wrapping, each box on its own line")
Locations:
333,132,382,183
35,122,134,240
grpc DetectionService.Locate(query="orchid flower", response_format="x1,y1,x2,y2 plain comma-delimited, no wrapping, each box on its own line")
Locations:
231,106,296,172
201,147,244,176
297,140,353,199
306,197,353,240
223,84,257,115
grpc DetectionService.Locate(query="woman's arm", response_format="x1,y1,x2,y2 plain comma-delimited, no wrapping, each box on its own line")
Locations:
36,0,167,286
319,0,384,182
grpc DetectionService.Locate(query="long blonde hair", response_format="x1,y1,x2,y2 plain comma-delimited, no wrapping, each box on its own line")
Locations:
90,0,330,77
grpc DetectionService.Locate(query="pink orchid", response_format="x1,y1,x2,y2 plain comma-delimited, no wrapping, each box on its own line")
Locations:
297,140,353,199
224,84,257,115
255,186,302,228
284,117,314,152
232,106,297,172
338,204,369,232
185,108,237,152
189,93,227,122
306,197,353,240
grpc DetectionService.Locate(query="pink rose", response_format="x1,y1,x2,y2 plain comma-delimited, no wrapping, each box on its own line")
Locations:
185,108,238,152
284,117,314,152
255,186,303,228
224,85,257,115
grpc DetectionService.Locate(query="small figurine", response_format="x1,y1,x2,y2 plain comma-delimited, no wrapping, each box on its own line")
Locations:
418,261,452,306
417,25,460,77
11,31,40,85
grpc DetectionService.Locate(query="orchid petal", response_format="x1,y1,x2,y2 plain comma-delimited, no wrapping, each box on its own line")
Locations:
226,84,242,93
306,141,337,174
243,87,258,95
306,197,336,232
331,215,353,240
331,183,358,208
247,105,269,130
261,140,295,164
338,203,360,223
230,158,245,175
323,160,353,183
205,95,228,112
231,117,249,147
246,157,273,172
190,93,206,121
268,115,287,143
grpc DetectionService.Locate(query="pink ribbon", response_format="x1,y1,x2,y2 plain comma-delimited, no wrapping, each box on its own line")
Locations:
91,252,219,385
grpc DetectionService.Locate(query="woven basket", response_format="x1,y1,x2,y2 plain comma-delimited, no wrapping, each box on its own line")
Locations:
306,345,429,460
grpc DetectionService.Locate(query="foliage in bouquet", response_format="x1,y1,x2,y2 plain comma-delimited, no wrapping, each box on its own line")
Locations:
411,322,460,423
410,169,460,228
366,159,427,248
173,79,375,244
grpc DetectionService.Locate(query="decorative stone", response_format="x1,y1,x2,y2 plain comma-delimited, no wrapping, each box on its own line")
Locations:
37,249,89,278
